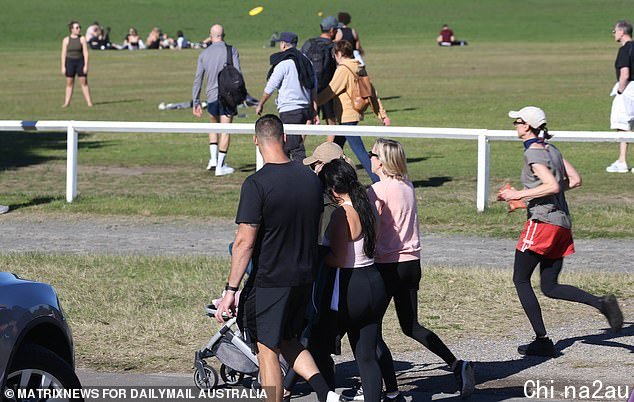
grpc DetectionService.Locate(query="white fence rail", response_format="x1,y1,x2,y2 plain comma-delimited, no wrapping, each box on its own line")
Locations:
2,120,634,211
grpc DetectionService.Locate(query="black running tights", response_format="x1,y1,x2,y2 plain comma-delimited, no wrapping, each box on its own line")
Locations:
376,261,457,393
513,249,601,338
339,266,389,402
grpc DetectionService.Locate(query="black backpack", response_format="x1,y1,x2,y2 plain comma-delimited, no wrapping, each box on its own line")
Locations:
218,45,247,109
301,38,336,91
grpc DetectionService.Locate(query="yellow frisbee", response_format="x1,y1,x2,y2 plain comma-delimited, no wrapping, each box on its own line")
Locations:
249,6,264,16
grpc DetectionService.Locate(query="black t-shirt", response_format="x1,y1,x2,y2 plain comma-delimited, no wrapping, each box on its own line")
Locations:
236,161,323,287
614,41,634,81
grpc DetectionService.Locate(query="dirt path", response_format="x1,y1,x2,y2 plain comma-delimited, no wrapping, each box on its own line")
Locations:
1,214,631,273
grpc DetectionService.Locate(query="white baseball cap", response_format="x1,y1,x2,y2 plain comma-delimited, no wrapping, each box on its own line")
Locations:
508,106,547,129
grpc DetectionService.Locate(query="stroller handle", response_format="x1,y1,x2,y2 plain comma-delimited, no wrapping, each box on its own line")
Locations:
205,304,233,322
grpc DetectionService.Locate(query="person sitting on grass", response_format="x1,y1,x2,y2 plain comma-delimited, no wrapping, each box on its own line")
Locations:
437,24,468,46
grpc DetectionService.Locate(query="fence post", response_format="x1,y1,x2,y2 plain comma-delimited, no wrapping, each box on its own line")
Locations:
476,132,490,212
66,124,78,202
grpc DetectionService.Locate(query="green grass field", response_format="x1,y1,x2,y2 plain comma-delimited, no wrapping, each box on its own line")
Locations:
2,1,634,236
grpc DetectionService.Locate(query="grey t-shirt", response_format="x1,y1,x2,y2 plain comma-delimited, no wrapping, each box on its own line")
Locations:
520,144,571,229
192,41,240,106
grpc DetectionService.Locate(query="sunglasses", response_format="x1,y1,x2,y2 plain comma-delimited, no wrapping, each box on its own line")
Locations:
368,151,379,159
512,120,526,126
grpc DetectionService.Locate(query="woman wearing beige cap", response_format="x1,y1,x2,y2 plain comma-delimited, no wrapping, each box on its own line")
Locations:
499,106,623,357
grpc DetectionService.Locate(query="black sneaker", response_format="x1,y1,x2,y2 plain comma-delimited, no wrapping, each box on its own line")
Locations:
517,337,555,357
341,383,364,401
599,294,624,333
453,360,475,398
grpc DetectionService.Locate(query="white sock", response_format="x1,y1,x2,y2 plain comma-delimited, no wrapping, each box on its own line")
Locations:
209,144,218,161
218,151,227,167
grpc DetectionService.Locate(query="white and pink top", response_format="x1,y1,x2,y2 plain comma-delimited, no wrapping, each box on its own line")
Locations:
368,177,421,263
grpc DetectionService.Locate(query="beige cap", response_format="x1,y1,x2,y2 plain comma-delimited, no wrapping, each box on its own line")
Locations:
508,106,547,129
303,142,344,165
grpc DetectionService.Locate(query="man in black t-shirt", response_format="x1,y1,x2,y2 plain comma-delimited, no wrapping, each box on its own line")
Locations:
215,115,337,402
606,20,634,173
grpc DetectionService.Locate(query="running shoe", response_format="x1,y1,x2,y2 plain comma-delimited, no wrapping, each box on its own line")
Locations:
606,160,629,173
341,383,364,401
0,205,9,215
206,159,216,170
599,294,624,333
383,392,406,402
215,164,235,176
453,360,475,398
517,337,555,357
326,391,342,402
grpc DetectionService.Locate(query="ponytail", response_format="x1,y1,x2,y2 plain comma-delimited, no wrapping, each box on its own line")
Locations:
349,181,376,257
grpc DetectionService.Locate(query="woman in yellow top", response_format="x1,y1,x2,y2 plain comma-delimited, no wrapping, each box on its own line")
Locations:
60,21,92,107
317,40,388,183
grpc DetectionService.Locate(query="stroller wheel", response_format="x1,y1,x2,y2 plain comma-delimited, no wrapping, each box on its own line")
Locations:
220,364,244,386
193,364,218,390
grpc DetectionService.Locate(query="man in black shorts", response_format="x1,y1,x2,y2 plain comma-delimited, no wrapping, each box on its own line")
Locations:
215,115,338,402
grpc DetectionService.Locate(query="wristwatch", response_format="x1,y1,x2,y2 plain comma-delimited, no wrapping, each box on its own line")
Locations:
225,283,239,292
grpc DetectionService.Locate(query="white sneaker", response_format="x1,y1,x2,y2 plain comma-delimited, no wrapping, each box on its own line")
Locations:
0,205,9,215
215,164,235,176
606,160,628,173
326,391,341,402
158,102,166,110
206,159,216,170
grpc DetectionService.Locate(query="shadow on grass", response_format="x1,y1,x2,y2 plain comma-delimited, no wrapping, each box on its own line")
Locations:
238,164,257,172
407,156,429,163
412,176,453,188
381,96,402,101
0,131,104,169
8,196,63,211
386,107,418,113
92,98,144,106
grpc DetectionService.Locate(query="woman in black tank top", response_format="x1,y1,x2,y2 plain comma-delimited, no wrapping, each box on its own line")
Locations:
61,20,93,107
335,12,362,53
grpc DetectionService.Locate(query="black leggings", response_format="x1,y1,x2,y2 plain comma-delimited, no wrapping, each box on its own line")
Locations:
338,266,389,402
375,260,457,392
513,249,602,338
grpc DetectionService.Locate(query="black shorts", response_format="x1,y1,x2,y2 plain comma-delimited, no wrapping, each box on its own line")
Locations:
65,58,86,78
376,259,421,297
207,100,237,117
238,285,311,351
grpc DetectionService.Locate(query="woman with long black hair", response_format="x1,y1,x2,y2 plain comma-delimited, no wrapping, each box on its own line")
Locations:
499,106,623,357
319,158,389,402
